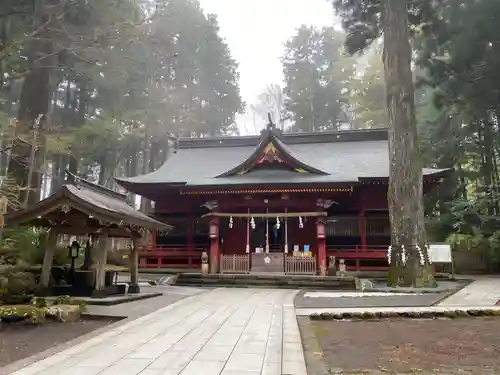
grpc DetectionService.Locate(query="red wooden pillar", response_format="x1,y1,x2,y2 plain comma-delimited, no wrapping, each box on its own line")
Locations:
359,209,367,251
316,217,327,276
209,217,220,274
151,230,160,267
187,217,194,267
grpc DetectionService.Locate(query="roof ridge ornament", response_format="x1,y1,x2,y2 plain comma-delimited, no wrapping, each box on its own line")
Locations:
215,113,330,178
267,113,275,131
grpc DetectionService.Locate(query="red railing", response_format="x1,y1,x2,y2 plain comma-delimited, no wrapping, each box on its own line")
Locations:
138,244,205,269
138,244,392,272
327,245,389,272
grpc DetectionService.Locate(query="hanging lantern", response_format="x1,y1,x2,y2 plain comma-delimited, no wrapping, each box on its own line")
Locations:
209,220,219,238
250,217,256,230
298,216,304,229
276,217,280,230
229,216,234,229
316,218,325,239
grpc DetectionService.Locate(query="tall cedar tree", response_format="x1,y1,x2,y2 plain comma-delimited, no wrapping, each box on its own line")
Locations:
281,26,353,132
333,0,435,286
1,0,242,206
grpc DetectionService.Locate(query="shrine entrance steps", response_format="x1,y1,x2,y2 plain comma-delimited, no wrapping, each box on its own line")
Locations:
174,273,357,290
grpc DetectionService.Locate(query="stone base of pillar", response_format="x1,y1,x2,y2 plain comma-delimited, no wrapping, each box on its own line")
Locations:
319,262,327,276
128,285,140,294
209,258,219,274
201,263,209,275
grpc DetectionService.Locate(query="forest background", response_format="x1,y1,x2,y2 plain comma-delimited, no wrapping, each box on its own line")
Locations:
0,0,498,267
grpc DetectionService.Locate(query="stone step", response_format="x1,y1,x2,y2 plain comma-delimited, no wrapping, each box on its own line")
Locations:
174,273,357,290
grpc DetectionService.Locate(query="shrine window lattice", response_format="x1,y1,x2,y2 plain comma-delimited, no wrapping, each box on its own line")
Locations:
327,217,390,237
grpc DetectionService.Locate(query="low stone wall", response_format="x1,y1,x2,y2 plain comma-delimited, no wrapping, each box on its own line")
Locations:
175,274,358,290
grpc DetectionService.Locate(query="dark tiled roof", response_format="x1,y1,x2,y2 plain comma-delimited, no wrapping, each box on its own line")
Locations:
115,128,448,189
5,172,172,233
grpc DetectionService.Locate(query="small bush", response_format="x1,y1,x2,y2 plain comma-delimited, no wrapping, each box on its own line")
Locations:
32,297,48,308
0,305,46,324
7,272,36,296
444,311,456,319
53,295,72,305
45,305,84,323
362,312,375,319
53,295,87,310
309,308,500,321
0,271,36,304
310,313,321,321
320,313,333,320
419,311,435,319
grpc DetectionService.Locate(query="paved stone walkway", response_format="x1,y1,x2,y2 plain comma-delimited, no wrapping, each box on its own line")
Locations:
86,286,204,319
9,289,306,375
295,278,500,316
438,277,500,306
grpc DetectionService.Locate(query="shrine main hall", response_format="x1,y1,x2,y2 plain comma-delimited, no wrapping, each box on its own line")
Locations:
116,124,447,275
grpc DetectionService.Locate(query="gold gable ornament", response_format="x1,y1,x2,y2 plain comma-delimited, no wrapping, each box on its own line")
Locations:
256,142,282,165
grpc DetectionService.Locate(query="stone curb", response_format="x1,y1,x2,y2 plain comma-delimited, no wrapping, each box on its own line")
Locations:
361,287,461,294
309,308,500,321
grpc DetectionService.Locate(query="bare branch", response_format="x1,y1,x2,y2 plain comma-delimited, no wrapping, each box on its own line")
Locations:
0,146,13,155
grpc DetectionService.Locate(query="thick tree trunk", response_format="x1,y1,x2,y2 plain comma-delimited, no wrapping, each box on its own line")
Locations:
68,154,78,176
81,235,93,270
383,0,435,287
51,154,65,194
98,154,107,185
140,130,151,213
9,1,55,207
38,230,58,288
94,233,109,291
482,120,497,215
127,145,138,206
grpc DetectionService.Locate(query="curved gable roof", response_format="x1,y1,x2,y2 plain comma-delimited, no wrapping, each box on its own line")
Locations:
216,127,328,177
6,172,172,234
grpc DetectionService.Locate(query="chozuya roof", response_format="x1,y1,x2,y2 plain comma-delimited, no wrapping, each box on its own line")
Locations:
5,172,172,236
115,121,449,192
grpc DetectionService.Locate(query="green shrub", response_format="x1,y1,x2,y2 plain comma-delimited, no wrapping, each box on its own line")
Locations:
0,275,7,297
0,305,46,324
45,305,83,322
32,297,48,308
310,313,320,321
6,272,36,296
320,313,333,320
0,269,36,305
53,295,86,310
53,295,72,305
362,312,375,319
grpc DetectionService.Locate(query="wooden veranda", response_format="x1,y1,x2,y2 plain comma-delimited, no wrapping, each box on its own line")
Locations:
4,172,172,295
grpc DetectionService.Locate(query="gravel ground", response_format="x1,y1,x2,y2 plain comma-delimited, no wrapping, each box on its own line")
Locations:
0,286,205,373
302,317,500,374
0,319,116,367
